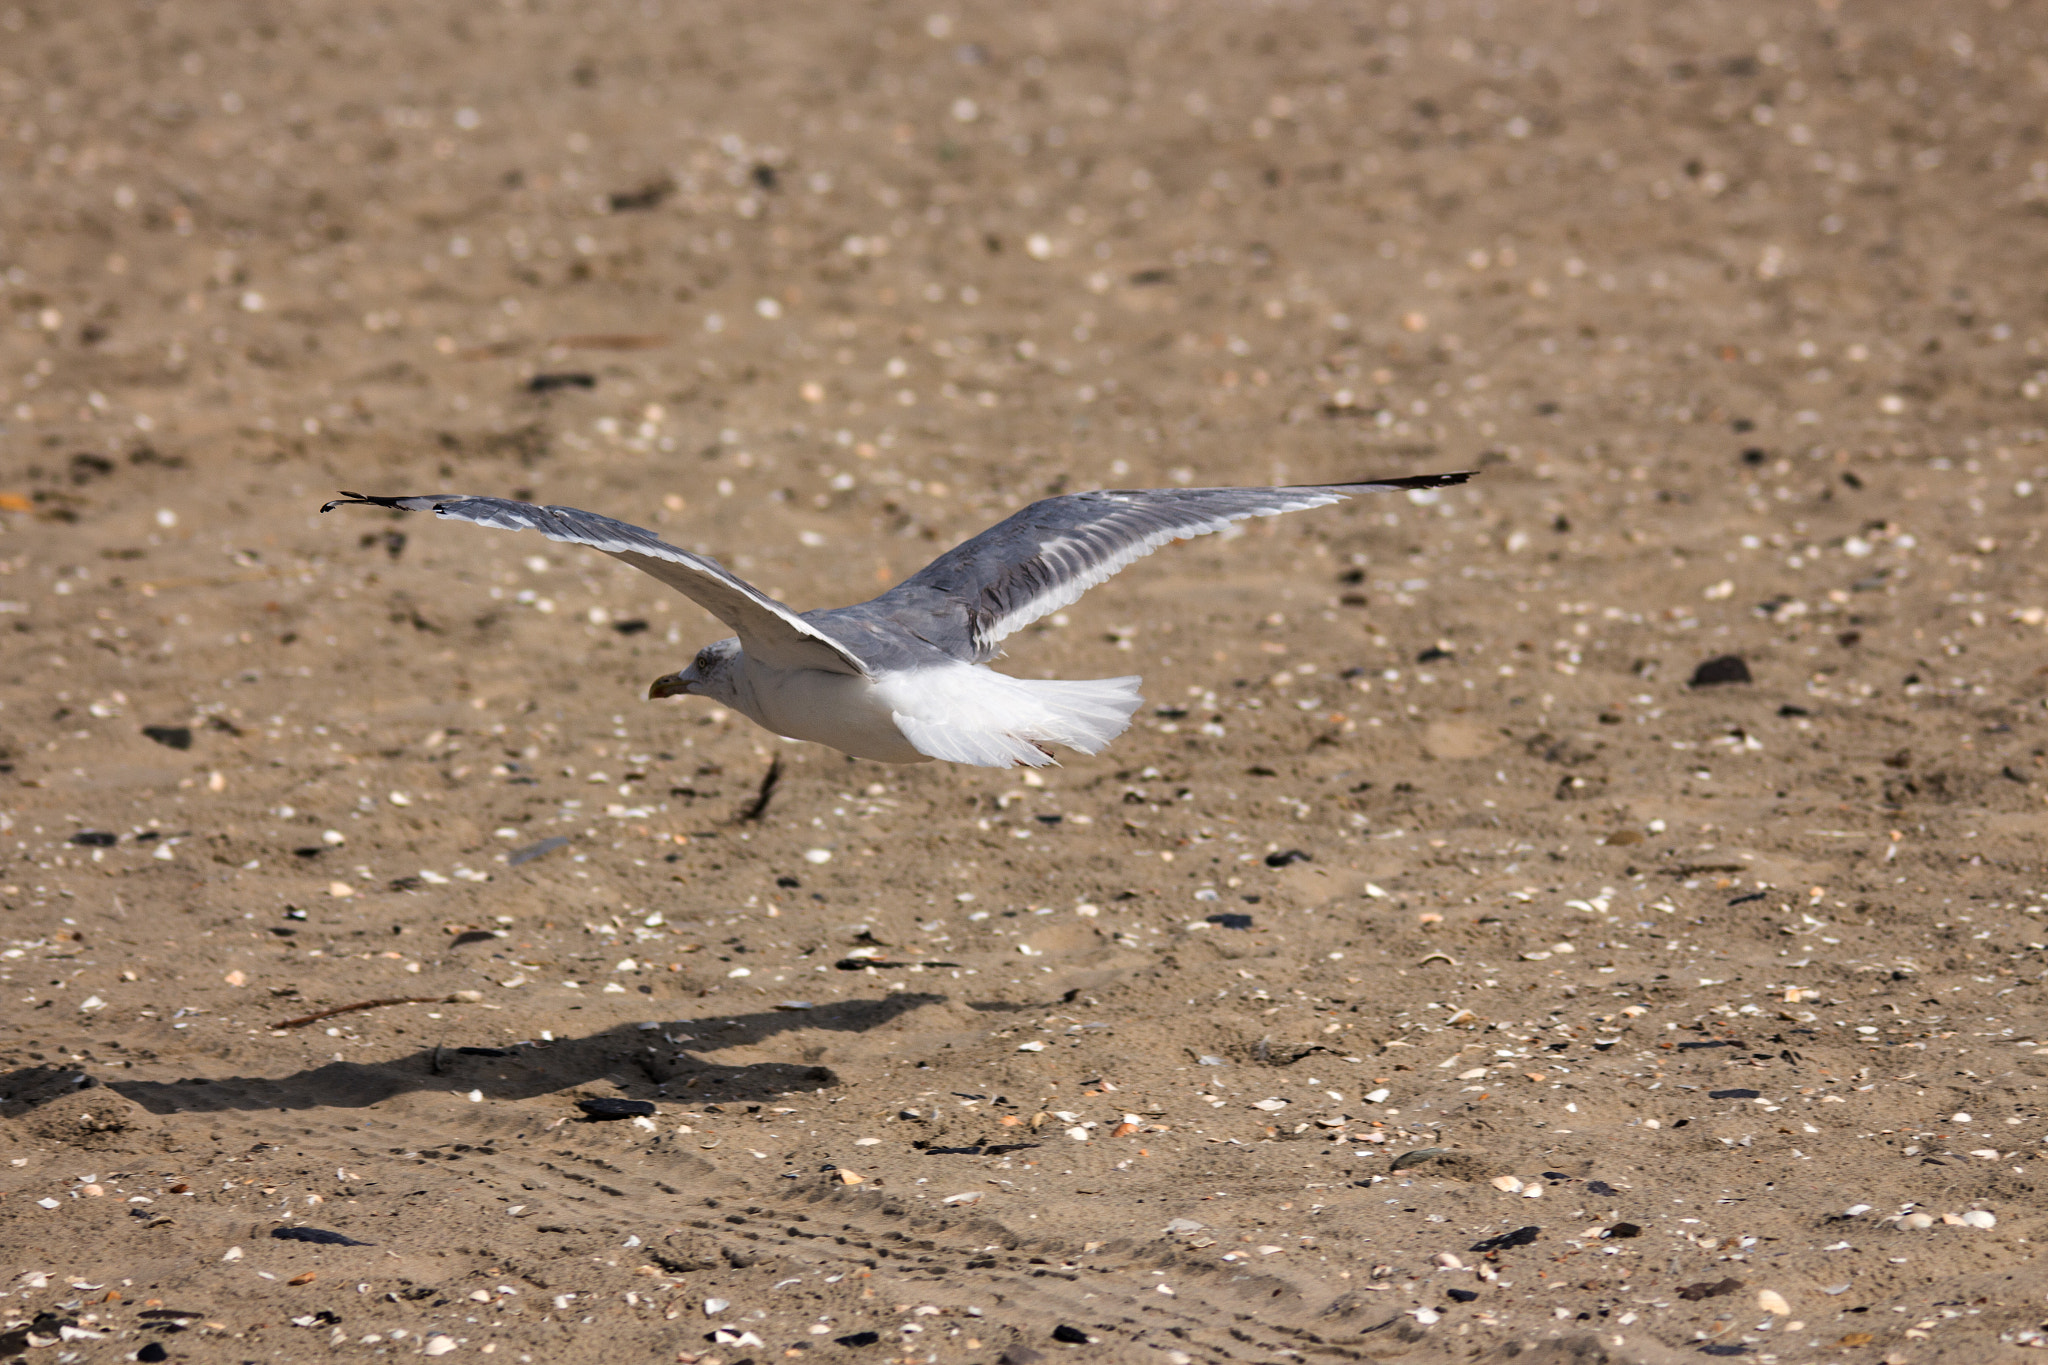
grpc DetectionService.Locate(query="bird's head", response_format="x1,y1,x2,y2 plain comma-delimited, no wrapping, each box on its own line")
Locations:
649,637,743,704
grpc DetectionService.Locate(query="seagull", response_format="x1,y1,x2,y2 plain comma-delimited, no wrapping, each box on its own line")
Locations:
322,471,1471,768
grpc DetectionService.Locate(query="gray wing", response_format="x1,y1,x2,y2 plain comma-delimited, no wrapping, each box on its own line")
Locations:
854,472,1473,664
320,493,870,677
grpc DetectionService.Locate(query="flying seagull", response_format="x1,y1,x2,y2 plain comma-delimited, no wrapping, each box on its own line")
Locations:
322,472,1471,768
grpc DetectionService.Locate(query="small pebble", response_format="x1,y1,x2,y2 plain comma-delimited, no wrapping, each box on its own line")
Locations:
703,1297,731,1317
272,1227,372,1247
1689,654,1752,687
1758,1289,1791,1316
577,1098,656,1120
508,836,569,867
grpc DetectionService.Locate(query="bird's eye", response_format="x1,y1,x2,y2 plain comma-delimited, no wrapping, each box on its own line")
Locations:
695,649,714,671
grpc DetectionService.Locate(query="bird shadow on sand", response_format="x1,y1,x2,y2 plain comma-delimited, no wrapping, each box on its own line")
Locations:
90,992,944,1118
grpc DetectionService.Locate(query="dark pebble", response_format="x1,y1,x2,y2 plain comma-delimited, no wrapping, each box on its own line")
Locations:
1469,1225,1540,1253
137,1344,170,1363
1586,1180,1619,1197
1205,913,1254,930
1389,1147,1446,1172
69,830,117,847
526,372,597,393
1678,1277,1745,1302
1051,1325,1092,1344
1689,655,1752,687
1708,1088,1763,1100
577,1097,656,1120
1446,1287,1479,1304
271,1226,372,1246
141,724,193,750
1608,1222,1644,1239
834,1330,881,1347
1263,848,1311,867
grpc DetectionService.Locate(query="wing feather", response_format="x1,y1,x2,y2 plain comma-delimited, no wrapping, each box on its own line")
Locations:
863,473,1472,662
320,493,870,676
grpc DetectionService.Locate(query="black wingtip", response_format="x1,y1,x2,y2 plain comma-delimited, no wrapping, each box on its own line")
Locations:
1372,471,1476,490
319,492,418,514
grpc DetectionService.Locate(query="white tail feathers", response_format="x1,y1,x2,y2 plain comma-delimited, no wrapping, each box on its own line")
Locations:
885,668,1142,769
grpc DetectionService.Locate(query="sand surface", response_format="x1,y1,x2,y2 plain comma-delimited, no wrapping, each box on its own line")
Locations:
4,3,2048,1362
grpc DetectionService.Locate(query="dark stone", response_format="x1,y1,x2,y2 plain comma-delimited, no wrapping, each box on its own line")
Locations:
141,725,193,750
834,1330,881,1347
271,1226,372,1246
1051,1325,1091,1344
1708,1088,1762,1100
1689,655,1752,686
1469,1225,1540,1253
1263,849,1311,868
577,1097,657,1120
526,372,596,394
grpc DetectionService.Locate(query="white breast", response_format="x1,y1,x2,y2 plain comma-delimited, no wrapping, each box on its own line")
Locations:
738,662,932,763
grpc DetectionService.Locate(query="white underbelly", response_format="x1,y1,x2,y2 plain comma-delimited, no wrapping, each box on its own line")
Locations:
743,665,930,763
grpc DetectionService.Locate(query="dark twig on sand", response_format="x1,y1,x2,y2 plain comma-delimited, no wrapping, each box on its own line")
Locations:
272,995,451,1029
738,755,783,822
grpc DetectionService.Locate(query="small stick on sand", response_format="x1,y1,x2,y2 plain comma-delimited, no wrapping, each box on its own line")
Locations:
272,994,472,1030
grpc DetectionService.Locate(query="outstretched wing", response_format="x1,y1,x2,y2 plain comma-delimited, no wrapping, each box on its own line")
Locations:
320,493,870,676
857,472,1473,663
